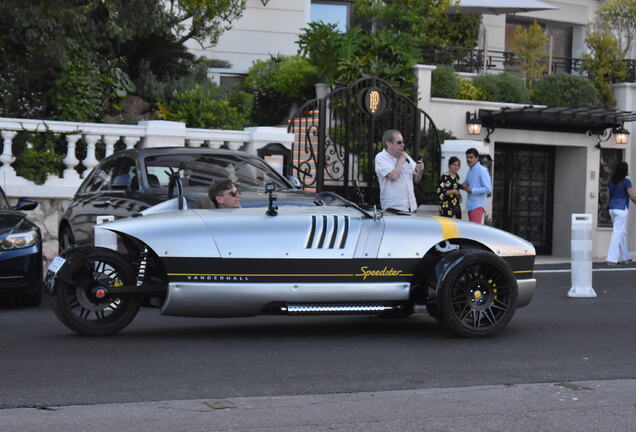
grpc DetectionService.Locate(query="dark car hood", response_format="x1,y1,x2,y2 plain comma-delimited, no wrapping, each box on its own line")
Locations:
0,211,29,236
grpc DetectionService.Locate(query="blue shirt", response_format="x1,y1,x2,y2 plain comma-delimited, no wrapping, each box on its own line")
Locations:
464,161,492,211
608,178,632,210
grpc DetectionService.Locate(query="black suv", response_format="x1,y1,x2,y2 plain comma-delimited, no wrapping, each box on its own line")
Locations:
59,147,313,251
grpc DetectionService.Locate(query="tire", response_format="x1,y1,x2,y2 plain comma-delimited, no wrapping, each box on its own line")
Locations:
58,225,75,253
435,250,518,338
50,247,140,336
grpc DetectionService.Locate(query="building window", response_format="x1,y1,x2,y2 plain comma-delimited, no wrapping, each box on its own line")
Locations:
598,148,623,228
505,18,574,74
311,1,350,32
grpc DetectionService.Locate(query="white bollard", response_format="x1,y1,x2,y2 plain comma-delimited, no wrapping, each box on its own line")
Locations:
94,215,117,250
568,213,596,298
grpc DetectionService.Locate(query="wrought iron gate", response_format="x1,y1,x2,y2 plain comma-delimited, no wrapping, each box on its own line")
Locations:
287,77,441,206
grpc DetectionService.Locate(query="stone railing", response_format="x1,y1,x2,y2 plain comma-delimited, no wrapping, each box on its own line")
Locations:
0,118,293,199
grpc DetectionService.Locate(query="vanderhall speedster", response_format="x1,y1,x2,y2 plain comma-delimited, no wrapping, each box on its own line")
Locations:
45,184,536,338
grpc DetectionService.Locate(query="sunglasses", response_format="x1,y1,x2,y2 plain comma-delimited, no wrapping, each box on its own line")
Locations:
226,190,240,197
393,140,404,144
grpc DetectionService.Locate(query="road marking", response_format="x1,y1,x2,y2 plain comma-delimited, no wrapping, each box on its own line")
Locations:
535,267,636,274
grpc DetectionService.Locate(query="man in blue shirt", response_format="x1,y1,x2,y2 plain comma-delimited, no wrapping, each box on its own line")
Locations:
460,148,492,223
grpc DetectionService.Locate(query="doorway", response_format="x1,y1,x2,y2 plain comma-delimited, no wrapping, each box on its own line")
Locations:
492,144,555,255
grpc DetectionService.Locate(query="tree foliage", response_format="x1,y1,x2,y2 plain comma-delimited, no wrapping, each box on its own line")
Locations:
0,0,245,121
595,0,636,58
531,74,603,108
297,0,478,98
581,27,627,107
511,21,549,88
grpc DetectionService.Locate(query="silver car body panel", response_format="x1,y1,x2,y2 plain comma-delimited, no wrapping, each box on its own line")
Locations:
161,281,411,317
96,204,536,315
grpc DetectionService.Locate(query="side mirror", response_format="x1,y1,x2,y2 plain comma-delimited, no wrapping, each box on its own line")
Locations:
265,183,276,193
286,175,302,189
13,197,38,211
111,174,132,190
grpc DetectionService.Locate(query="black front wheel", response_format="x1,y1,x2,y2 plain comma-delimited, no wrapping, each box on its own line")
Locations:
50,247,140,336
435,250,518,337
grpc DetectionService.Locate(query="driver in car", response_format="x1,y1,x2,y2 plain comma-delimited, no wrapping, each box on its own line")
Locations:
208,179,241,209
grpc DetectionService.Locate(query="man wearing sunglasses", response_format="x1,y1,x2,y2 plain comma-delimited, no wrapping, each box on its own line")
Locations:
208,179,241,209
374,129,424,212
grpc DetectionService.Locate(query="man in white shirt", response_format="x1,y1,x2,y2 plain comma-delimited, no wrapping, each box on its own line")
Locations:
374,129,424,212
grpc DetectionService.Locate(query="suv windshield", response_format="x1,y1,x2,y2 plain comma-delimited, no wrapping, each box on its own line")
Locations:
144,153,290,192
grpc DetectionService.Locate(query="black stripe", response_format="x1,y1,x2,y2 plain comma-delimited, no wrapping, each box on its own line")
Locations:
329,215,338,249
306,215,316,248
340,215,349,249
317,215,328,248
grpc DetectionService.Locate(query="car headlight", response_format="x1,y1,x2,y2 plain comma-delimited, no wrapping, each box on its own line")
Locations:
1,230,38,250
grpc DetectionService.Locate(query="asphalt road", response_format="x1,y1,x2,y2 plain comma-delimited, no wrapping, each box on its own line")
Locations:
1,266,635,430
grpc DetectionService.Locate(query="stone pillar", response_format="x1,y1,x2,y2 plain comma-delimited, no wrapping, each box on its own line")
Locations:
103,135,119,157
138,120,186,148
123,136,139,150
413,64,437,112
63,134,81,180
0,130,17,176
83,135,100,173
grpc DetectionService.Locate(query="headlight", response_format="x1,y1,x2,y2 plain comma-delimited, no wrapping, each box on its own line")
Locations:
1,230,38,250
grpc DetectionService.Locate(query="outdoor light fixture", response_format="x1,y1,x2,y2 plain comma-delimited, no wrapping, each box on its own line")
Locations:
613,126,630,144
261,0,270,5
466,111,482,135
587,125,630,149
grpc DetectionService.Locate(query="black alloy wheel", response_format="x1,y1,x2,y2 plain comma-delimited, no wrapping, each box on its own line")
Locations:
51,247,140,336
436,250,518,337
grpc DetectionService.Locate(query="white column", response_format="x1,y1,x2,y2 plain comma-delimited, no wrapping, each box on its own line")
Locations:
227,141,243,151
413,64,437,112
187,139,204,148
63,134,81,180
123,136,139,150
0,130,17,176
83,135,100,173
207,140,224,149
103,135,119,157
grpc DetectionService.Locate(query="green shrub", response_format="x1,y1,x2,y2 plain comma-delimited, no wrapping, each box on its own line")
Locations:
157,84,253,130
12,132,65,184
431,65,460,98
49,49,110,122
581,27,627,107
456,78,486,100
531,74,603,108
473,73,530,103
245,55,318,125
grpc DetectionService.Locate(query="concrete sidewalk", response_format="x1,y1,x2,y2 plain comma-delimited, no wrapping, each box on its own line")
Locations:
535,250,636,266
2,379,635,432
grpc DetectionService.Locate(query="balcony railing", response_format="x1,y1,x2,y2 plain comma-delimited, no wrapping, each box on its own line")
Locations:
422,45,636,83
0,118,293,198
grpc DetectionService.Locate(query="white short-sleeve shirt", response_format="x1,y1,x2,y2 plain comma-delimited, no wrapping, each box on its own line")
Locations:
374,149,417,212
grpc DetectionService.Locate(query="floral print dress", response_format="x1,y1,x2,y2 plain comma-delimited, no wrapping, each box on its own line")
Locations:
436,172,462,218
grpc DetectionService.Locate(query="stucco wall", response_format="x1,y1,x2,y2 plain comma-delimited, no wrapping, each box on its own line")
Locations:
189,0,309,70
552,146,587,257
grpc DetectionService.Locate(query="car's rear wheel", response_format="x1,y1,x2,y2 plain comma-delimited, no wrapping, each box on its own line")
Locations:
435,250,518,337
51,248,140,336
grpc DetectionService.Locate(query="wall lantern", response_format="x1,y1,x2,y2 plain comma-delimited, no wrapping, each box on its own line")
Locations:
613,126,630,144
466,111,482,135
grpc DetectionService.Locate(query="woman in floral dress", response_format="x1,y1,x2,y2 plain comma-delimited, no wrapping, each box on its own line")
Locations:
436,156,462,218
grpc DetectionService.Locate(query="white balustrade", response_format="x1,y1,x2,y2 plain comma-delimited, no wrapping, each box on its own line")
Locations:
83,135,100,172
0,117,294,198
0,130,17,176
103,135,119,157
63,134,81,180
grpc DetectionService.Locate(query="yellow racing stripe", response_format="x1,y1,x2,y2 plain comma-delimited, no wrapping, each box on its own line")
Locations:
432,216,460,240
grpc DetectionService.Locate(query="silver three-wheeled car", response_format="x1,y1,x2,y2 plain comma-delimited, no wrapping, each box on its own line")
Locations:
46,186,536,338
